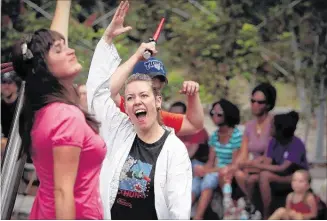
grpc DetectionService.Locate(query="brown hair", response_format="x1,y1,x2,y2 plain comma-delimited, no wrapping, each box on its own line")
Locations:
124,74,163,125
12,29,99,157
294,169,312,184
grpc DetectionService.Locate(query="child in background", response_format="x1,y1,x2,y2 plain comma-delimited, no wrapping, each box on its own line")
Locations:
268,170,318,220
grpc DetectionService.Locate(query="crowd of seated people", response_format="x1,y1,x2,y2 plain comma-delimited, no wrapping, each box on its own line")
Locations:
171,82,326,220
2,69,323,219
1,0,324,218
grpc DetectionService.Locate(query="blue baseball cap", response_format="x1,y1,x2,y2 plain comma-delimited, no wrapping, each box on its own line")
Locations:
132,57,168,83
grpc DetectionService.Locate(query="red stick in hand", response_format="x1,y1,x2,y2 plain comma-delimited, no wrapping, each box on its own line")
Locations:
153,18,165,41
143,17,166,59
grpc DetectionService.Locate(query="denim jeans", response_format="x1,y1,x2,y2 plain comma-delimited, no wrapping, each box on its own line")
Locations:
192,159,219,197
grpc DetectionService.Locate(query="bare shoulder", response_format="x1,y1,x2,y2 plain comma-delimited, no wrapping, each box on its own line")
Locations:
286,192,293,201
306,192,317,203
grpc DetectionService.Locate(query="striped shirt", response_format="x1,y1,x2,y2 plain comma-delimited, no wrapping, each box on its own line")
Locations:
208,128,243,168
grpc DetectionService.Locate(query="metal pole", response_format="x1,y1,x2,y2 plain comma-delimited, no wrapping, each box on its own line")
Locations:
1,82,27,219
92,8,116,27
22,0,53,20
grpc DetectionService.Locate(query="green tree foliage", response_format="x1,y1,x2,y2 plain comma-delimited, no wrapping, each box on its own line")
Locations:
1,0,326,104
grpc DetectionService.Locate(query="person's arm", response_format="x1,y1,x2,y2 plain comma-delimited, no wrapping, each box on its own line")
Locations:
108,40,156,98
187,143,200,158
87,4,157,128
50,106,86,220
245,138,274,168
53,146,80,219
204,147,216,170
86,1,128,116
252,159,291,172
301,194,318,219
177,81,204,136
253,138,273,164
253,138,305,172
109,55,138,99
167,139,192,219
50,0,71,43
1,137,7,152
285,193,292,210
234,135,249,167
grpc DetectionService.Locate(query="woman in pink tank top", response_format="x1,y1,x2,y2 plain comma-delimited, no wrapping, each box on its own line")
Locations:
9,0,113,219
232,83,277,209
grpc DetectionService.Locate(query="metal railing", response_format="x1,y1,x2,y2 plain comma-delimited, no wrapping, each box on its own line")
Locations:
1,82,27,220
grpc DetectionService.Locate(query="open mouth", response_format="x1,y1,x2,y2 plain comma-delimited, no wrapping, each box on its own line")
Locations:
135,109,147,120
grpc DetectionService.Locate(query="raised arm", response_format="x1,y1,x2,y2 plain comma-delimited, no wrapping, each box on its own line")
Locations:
87,1,130,113
91,0,135,104
177,81,204,136
109,43,156,105
86,1,156,126
50,0,71,43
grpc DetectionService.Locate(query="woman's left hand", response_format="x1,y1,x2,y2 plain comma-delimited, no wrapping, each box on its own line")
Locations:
103,1,132,44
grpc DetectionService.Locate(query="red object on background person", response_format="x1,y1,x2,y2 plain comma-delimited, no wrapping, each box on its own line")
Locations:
1,62,14,74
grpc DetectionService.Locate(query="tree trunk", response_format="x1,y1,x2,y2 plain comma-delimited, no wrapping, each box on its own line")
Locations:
303,36,319,145
315,75,326,161
291,29,309,116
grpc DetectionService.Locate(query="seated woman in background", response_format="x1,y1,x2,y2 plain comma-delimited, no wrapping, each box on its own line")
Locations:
233,83,276,204
192,99,242,220
268,170,317,220
242,111,309,219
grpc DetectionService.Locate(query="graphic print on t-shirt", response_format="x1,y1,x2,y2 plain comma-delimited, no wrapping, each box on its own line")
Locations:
117,155,153,206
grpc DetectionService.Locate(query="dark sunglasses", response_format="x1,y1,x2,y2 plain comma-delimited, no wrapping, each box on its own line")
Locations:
210,111,224,117
251,99,266,105
1,79,13,84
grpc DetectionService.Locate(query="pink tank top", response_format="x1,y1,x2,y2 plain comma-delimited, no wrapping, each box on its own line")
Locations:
290,192,311,214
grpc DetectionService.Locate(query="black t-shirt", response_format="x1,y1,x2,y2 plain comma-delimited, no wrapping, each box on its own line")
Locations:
111,129,170,220
1,99,18,138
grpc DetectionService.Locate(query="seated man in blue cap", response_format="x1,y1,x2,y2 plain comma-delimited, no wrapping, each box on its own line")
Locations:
110,55,204,136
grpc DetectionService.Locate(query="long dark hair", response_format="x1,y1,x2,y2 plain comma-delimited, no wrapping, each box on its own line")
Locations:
12,29,99,158
210,99,240,127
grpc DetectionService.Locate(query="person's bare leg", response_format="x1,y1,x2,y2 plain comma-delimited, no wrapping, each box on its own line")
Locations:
259,171,291,219
192,176,201,205
192,192,197,205
193,189,213,220
246,174,260,200
268,207,287,220
235,170,249,195
219,174,225,189
288,210,304,220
